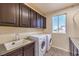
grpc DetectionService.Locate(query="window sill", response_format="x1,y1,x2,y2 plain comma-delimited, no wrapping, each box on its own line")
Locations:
52,32,66,34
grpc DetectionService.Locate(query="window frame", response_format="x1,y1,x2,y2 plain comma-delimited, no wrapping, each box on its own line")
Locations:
52,13,67,34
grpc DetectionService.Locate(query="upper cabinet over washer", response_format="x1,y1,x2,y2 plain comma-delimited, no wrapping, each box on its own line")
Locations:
0,3,46,28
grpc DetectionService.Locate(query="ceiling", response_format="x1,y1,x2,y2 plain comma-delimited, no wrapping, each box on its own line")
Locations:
27,3,78,15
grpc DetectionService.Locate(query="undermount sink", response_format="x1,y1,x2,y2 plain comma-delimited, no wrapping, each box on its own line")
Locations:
4,39,24,50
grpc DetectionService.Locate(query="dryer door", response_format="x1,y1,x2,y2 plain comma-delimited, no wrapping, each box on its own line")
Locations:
40,40,46,55
41,41,45,49
49,38,52,46
46,34,52,51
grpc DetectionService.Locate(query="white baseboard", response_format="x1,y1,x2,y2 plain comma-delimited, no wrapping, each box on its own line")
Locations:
52,45,70,53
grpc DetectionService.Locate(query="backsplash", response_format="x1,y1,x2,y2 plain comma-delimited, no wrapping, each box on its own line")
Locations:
0,26,44,44
0,26,44,34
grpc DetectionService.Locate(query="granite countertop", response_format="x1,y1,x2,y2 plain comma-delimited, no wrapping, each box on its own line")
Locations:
0,39,34,56
70,37,79,49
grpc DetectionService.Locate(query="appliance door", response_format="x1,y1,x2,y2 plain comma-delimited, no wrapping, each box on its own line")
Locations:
49,38,52,47
40,40,46,56
46,34,52,51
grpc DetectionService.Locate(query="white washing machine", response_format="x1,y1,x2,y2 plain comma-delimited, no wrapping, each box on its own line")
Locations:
38,34,52,51
45,34,52,51
29,35,47,56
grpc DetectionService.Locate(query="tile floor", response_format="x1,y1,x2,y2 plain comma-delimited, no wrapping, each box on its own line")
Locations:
44,47,70,56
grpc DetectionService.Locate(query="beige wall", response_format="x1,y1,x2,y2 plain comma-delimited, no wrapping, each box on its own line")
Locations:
0,26,44,44
44,5,79,52
0,26,43,34
25,3,45,17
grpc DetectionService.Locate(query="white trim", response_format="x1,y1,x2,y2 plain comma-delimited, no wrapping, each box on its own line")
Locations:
52,45,70,53
52,32,66,34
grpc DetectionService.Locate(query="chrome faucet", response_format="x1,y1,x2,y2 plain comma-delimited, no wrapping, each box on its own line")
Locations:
15,33,20,41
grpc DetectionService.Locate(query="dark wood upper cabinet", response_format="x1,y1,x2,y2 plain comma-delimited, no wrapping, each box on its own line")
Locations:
36,14,46,28
0,3,19,26
30,9,37,28
19,4,30,27
0,3,46,28
43,17,46,28
36,13,41,28
33,11,37,28
30,9,34,27
40,15,44,28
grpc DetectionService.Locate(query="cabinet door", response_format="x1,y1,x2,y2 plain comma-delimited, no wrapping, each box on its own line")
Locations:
30,9,37,28
20,4,30,27
43,17,46,28
0,3,19,26
69,39,74,56
36,13,41,28
73,44,78,56
3,48,23,56
69,38,79,56
40,16,44,28
23,43,35,56
77,49,79,56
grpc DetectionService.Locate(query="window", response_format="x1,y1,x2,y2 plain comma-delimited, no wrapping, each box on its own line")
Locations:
52,14,66,33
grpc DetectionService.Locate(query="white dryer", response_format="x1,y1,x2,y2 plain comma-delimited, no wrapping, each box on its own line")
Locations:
29,35,47,56
45,34,52,51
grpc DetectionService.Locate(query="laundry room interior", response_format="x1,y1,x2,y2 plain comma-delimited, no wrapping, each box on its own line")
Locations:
0,3,79,56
